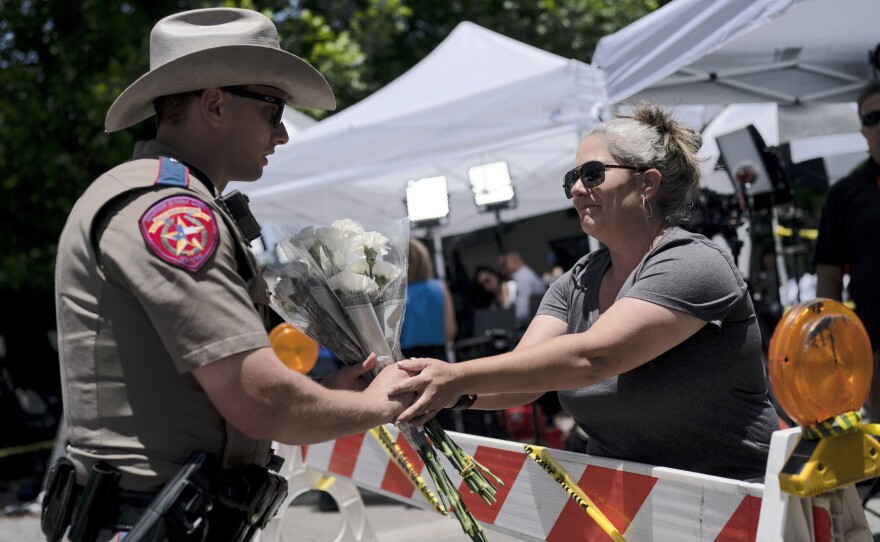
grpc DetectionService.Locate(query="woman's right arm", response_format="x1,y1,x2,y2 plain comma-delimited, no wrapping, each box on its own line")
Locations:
394,295,706,425
469,314,567,410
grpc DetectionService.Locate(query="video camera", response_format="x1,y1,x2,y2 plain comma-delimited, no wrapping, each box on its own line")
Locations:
715,124,794,214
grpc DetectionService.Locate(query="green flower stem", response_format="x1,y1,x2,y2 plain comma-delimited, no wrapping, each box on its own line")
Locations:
425,420,502,505
415,439,488,542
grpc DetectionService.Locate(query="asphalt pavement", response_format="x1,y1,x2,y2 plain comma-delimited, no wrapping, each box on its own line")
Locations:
0,489,524,542
3,488,880,541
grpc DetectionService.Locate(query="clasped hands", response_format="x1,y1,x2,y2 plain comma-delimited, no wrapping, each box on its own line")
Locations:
321,354,459,426
390,357,461,426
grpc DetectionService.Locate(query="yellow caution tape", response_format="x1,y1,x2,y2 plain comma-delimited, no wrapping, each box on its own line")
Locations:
369,426,447,516
807,410,880,444
524,444,626,542
802,410,862,439
774,224,818,240
0,439,56,460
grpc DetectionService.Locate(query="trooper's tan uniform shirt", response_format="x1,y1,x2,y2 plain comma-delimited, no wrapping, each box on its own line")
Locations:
55,139,272,492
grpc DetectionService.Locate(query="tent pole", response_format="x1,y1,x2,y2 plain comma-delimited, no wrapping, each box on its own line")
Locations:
493,209,507,252
428,228,457,364
430,226,446,281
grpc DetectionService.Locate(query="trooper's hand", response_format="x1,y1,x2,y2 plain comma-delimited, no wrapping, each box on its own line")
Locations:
366,362,416,420
321,353,377,391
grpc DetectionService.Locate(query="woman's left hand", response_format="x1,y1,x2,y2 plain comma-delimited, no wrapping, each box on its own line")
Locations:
388,358,461,426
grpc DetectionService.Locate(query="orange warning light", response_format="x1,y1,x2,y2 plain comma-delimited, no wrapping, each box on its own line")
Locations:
269,323,320,375
768,299,872,426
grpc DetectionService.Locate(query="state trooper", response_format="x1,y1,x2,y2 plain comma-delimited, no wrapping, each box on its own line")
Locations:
43,8,412,541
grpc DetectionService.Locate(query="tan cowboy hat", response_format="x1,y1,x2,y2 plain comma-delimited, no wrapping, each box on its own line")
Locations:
105,7,336,132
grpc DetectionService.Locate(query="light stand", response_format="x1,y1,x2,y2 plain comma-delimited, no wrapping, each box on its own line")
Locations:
404,176,462,429
468,161,516,251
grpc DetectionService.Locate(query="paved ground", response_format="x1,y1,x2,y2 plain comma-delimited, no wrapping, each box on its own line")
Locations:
3,482,880,541
0,489,525,542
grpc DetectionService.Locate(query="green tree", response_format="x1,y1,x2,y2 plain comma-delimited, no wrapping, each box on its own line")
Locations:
0,0,663,303
1,1,179,300
280,0,665,114
0,0,284,302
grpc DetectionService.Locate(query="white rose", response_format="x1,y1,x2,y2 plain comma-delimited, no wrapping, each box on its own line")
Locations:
312,227,351,272
357,231,390,257
329,271,379,295
371,260,400,284
346,258,371,275
332,219,365,237
330,245,367,271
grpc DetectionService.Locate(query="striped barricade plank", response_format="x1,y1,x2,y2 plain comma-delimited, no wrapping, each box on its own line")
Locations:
277,426,876,541
300,426,783,541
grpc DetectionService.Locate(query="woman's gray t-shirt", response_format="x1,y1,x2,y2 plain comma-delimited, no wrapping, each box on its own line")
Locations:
538,227,778,481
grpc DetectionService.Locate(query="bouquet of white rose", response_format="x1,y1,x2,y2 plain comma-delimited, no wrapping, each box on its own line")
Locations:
263,218,501,542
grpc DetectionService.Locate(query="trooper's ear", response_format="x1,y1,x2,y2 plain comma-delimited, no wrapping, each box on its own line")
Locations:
197,88,224,127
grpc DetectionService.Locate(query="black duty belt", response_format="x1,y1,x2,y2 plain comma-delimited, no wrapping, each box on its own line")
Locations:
75,485,157,531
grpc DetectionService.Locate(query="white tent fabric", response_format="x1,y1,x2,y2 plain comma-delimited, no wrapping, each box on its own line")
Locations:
592,0,879,106
232,22,606,236
280,107,316,136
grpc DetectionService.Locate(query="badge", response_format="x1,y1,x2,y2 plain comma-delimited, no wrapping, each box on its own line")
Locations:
140,195,219,271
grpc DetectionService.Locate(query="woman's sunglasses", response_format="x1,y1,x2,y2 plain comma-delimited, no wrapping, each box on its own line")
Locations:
563,161,647,199
861,110,880,128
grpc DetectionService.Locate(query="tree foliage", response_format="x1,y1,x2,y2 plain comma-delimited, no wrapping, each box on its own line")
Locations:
0,0,664,300
279,0,665,115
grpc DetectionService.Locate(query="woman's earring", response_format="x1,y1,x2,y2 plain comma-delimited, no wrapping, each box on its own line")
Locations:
642,195,653,219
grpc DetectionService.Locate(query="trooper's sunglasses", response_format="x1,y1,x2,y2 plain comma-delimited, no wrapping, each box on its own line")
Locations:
223,87,287,128
563,161,647,198
861,110,880,128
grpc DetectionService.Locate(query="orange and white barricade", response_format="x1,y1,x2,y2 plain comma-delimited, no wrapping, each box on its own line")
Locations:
260,426,871,542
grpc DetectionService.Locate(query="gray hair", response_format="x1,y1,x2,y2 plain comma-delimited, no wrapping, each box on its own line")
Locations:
589,102,704,224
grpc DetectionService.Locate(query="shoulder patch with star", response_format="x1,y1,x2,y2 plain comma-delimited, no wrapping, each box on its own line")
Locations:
139,195,219,271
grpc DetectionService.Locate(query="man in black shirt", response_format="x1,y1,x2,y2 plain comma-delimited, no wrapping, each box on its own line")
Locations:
814,79,880,421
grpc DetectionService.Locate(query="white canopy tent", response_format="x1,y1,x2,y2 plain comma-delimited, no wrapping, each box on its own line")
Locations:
232,21,606,237
591,0,875,193
592,0,880,107
591,0,878,302
280,107,316,136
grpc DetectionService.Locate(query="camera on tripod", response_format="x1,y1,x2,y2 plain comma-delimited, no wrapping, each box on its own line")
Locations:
689,124,796,262
715,124,794,216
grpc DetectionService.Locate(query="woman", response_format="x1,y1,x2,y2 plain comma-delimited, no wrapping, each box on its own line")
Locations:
400,238,457,360
473,265,514,310
389,103,779,481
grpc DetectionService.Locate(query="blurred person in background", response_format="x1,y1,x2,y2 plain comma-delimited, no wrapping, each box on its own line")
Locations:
390,102,779,482
542,251,565,285
401,238,457,360
499,250,547,328
814,79,880,422
473,265,514,311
